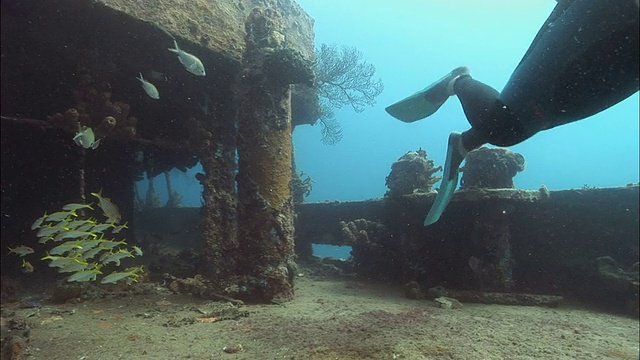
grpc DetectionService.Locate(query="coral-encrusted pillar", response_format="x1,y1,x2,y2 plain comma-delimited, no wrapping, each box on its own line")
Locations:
236,7,314,303
197,125,239,292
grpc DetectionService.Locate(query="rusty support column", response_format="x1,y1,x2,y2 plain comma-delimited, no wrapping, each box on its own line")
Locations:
236,8,314,303
194,114,239,293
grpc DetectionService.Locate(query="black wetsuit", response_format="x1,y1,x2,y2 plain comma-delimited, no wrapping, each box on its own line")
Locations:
455,0,639,149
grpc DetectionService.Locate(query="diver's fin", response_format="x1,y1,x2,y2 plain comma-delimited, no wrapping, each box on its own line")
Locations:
424,132,467,226
385,66,470,123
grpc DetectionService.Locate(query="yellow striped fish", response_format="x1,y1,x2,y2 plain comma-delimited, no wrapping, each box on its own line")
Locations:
91,191,121,224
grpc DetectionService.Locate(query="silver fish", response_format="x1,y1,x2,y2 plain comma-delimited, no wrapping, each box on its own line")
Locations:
137,73,160,99
7,245,34,257
168,40,206,76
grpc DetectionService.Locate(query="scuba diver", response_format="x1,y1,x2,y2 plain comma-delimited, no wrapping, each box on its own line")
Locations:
386,0,639,225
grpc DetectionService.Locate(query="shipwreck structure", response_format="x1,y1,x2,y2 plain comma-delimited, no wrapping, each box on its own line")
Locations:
1,1,637,317
1,0,316,302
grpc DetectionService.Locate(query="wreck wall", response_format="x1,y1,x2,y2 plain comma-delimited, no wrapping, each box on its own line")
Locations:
132,186,638,314
1,0,316,298
295,186,639,314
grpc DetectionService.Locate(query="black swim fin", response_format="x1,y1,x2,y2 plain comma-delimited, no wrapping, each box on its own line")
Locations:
385,66,469,123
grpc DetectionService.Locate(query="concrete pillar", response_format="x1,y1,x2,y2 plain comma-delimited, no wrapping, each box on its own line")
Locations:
236,7,314,302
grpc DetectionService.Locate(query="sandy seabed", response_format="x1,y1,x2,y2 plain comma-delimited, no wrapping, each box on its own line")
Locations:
2,275,638,360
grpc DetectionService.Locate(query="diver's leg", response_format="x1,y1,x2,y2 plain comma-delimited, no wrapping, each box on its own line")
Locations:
453,76,499,132
452,76,527,147
423,76,497,225
423,126,489,225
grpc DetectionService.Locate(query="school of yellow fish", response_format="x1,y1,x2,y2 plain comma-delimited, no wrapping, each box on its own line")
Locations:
9,192,144,284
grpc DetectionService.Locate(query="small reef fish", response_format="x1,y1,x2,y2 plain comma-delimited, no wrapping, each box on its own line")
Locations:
49,242,83,255
31,213,48,230
100,249,134,266
168,40,206,76
73,126,101,150
52,230,97,242
76,238,103,250
50,241,83,255
42,253,83,268
21,259,34,273
37,226,68,242
75,222,97,232
57,261,92,273
81,246,108,260
98,239,127,250
111,222,128,234
91,191,121,224
100,266,144,284
90,223,115,233
132,245,143,257
66,219,96,229
7,245,34,257
137,73,160,99
46,210,77,223
67,268,102,282
62,203,94,212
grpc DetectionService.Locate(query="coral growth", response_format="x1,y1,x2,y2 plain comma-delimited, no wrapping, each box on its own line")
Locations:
48,89,138,144
338,219,400,280
385,149,442,197
594,256,639,317
460,147,525,189
291,171,313,205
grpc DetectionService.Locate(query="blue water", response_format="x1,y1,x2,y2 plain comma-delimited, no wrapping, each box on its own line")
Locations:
294,0,639,202
136,1,639,257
